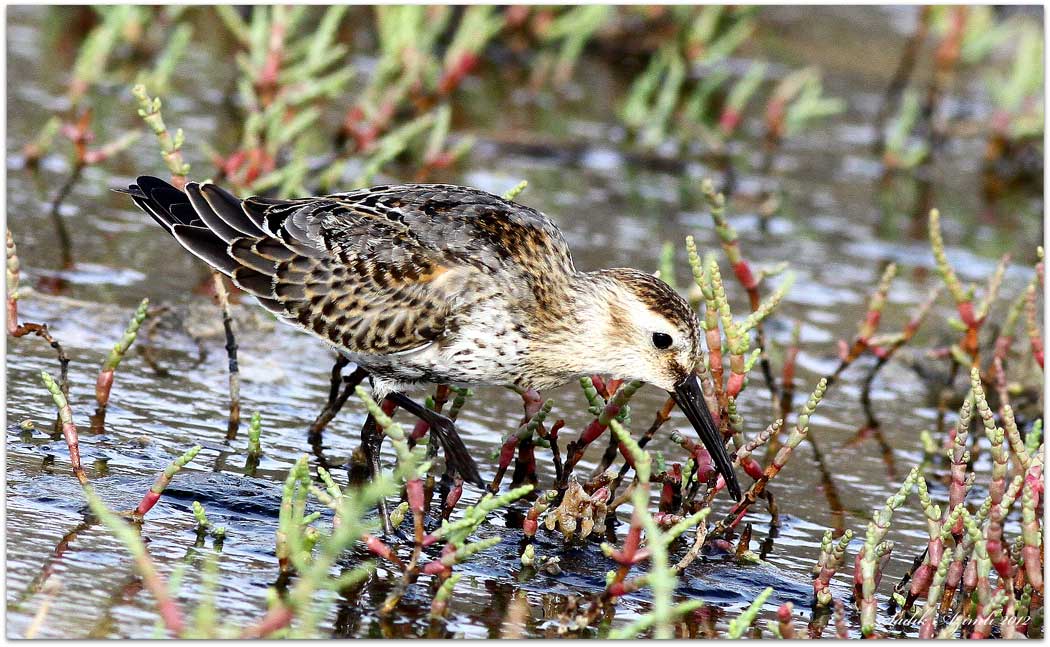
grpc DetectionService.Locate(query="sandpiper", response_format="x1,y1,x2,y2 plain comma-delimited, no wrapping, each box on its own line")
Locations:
119,176,742,500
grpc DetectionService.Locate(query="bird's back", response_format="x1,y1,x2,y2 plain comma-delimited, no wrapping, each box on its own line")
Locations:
121,178,577,366
323,183,575,283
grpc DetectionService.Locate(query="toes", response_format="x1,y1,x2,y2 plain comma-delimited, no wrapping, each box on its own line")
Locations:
434,422,483,487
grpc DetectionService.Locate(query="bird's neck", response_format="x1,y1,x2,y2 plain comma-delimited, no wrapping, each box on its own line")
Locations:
522,270,633,389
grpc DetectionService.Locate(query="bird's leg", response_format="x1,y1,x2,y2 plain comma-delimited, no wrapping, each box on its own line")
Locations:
309,361,369,472
308,358,369,438
307,355,349,470
359,411,394,535
593,431,622,477
309,356,347,434
324,354,352,409
387,392,483,487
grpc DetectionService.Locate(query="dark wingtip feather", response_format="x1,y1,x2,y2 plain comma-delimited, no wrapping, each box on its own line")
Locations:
200,183,268,237
135,175,173,189
232,266,275,297
428,421,484,487
172,224,238,276
185,182,243,243
112,185,146,198
254,296,289,317
121,176,255,282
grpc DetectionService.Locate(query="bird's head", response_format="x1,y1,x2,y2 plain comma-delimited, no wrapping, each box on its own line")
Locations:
576,267,742,499
588,268,703,390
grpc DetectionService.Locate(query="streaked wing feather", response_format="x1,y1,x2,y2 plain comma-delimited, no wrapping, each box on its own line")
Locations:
200,183,268,237
229,238,278,274
121,177,509,356
186,182,243,243
171,224,239,276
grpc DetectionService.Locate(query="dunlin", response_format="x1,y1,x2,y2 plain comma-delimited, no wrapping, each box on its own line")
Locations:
119,177,742,500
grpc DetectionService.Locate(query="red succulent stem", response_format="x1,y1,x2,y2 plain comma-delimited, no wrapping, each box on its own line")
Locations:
364,533,405,570
522,497,547,539
497,436,519,471
442,477,463,519
135,491,162,518
908,537,944,603
590,375,609,399
241,604,294,638
739,456,763,481
726,353,746,398
562,393,629,478
732,260,758,294
438,52,479,95
407,479,425,515
422,544,457,577
776,603,796,639
95,369,115,410
607,514,643,566
62,420,88,486
719,109,741,136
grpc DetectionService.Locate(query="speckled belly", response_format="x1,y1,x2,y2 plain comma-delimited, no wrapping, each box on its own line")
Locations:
350,294,530,388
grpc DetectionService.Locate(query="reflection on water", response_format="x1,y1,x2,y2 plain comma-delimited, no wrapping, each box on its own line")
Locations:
5,5,1043,639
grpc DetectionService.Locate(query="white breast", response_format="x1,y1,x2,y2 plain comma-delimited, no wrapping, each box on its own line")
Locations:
422,295,528,384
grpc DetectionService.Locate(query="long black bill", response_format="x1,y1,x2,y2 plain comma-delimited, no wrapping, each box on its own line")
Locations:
671,373,742,500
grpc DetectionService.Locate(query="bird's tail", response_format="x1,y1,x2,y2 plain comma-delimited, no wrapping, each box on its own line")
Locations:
115,176,303,319
115,176,253,276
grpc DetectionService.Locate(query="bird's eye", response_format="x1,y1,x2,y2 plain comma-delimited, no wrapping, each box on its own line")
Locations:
652,332,673,350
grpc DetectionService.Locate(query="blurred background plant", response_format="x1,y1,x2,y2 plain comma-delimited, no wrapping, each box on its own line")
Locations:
18,6,1041,213
14,6,846,206
874,5,1043,222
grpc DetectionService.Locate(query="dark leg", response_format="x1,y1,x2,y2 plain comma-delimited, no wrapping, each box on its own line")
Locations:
308,356,368,438
387,392,483,487
324,355,352,411
360,412,393,535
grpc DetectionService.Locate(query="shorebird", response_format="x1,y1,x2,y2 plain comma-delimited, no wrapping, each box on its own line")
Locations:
119,177,742,500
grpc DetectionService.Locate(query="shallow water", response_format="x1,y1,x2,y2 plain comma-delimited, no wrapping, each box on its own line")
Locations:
5,6,1044,639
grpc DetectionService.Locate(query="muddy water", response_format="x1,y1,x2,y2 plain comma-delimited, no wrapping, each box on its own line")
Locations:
5,6,1044,639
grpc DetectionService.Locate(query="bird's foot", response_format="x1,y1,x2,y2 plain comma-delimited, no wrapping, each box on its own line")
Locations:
387,392,484,488
349,448,397,535
426,413,484,488
309,359,368,438
358,412,396,535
